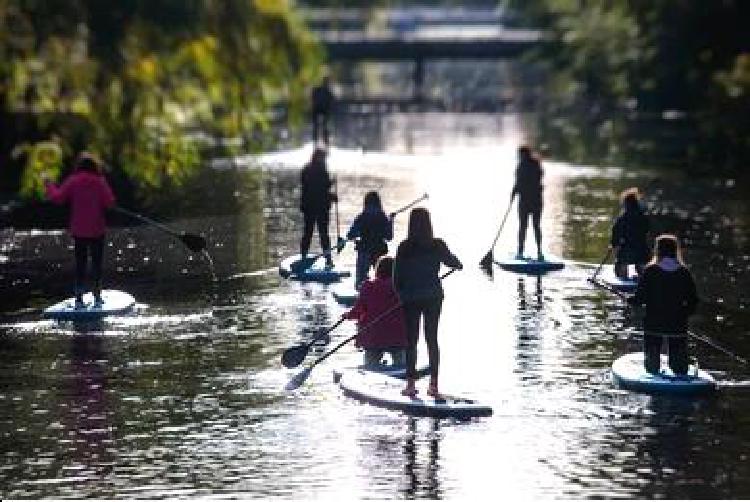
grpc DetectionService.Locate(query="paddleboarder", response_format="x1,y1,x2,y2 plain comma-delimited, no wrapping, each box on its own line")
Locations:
627,234,698,375
311,76,334,146
299,147,336,269
43,152,115,308
511,145,544,261
610,187,650,279
394,208,462,398
345,191,394,289
343,256,407,368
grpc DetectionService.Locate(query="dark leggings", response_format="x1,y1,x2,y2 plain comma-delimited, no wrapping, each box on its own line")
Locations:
518,205,542,255
300,211,331,257
74,237,104,296
644,333,688,375
403,298,443,380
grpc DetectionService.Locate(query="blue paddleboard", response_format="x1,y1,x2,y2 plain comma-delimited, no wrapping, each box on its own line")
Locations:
278,254,350,283
332,286,358,306
494,254,565,274
43,289,136,321
611,352,716,395
598,267,639,292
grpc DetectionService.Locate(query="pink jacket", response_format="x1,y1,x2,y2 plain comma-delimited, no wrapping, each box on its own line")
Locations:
344,277,407,349
46,170,115,238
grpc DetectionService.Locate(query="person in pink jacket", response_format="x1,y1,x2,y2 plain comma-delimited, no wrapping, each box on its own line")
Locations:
44,152,115,307
343,256,408,368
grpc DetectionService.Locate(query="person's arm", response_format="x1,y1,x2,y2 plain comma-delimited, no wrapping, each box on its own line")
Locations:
392,244,405,296
683,270,699,317
100,176,115,208
346,215,361,241
610,217,622,248
438,239,463,270
627,267,650,306
44,176,72,205
384,213,394,241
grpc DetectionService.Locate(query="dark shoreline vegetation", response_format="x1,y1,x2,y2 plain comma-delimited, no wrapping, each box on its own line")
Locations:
508,0,750,173
0,1,322,228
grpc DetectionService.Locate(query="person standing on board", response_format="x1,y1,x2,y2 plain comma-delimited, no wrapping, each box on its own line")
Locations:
627,234,698,375
345,191,394,289
311,76,334,146
394,208,462,398
43,152,115,308
299,147,336,268
343,256,407,368
511,145,544,260
610,187,650,279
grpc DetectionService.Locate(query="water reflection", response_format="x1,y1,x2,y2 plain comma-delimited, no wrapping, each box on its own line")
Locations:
1,112,749,499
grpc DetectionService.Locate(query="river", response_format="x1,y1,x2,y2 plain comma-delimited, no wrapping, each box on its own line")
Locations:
1,113,749,498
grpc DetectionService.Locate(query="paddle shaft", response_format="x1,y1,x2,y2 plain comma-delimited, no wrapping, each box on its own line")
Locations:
391,193,429,218
304,268,458,372
113,206,182,238
590,278,749,366
334,176,341,246
591,247,613,281
489,196,515,250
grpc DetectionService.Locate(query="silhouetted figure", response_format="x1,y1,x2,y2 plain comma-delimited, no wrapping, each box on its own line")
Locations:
44,152,115,307
610,187,650,279
628,234,698,375
311,76,334,146
299,148,336,268
394,208,462,398
343,256,407,368
345,191,394,289
511,146,544,260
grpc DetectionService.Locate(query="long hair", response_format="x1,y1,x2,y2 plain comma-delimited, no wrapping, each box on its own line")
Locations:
620,187,641,213
363,191,383,212
406,207,433,246
649,234,685,266
75,152,102,174
374,255,394,278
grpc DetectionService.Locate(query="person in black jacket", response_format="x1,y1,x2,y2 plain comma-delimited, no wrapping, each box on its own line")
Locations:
345,191,394,289
628,234,698,375
394,208,462,398
299,148,336,268
311,76,334,146
610,187,650,279
511,146,544,260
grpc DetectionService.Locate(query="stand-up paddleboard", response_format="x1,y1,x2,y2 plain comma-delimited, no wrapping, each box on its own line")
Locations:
43,290,136,321
278,254,350,283
333,363,431,383
597,267,639,292
332,286,358,306
337,368,492,419
495,254,565,274
612,352,716,395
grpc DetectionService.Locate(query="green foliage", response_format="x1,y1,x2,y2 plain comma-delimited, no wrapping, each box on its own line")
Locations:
510,0,750,171
0,0,324,198
13,139,64,199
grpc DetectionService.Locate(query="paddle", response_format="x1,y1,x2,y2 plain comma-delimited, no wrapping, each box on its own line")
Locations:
334,175,342,254
112,206,207,253
590,277,749,366
389,193,429,219
588,247,613,283
479,195,515,277
285,268,458,391
281,316,346,368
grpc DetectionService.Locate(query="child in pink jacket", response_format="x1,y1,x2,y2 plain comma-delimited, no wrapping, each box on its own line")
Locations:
344,256,408,368
44,152,115,307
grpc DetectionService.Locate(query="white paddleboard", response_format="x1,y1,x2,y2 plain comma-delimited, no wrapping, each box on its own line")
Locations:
598,267,639,292
43,289,136,321
612,352,716,395
338,368,492,419
332,286,358,306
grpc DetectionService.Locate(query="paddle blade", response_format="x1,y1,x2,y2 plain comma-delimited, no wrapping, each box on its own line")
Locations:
180,232,207,253
479,250,494,278
281,344,309,368
284,367,312,391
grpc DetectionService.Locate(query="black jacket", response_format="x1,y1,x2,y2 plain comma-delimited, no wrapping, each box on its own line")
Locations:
393,238,462,302
300,164,334,214
628,263,698,333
